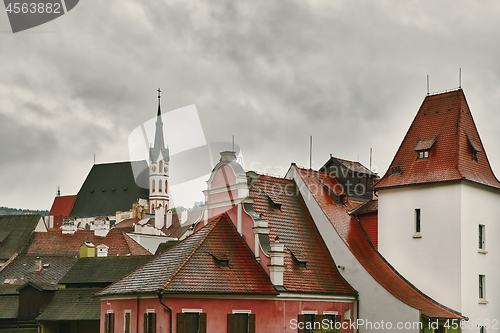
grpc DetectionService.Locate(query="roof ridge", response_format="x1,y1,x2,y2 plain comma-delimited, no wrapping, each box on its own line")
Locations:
161,215,221,290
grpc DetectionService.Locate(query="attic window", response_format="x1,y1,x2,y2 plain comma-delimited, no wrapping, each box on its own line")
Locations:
418,150,429,160
414,137,436,160
290,250,308,270
467,136,481,162
273,202,282,212
211,253,229,269
334,195,346,206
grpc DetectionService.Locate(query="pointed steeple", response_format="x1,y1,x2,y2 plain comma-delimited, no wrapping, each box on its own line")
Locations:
375,88,500,190
150,88,169,163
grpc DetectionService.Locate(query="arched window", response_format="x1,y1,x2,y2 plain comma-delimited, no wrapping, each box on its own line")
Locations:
159,180,162,192
165,180,168,192
152,180,155,192
160,160,163,172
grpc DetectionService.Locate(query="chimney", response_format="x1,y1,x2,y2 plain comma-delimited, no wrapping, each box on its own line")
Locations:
80,241,96,258
155,205,165,229
181,208,188,224
93,217,110,237
268,236,286,286
166,210,173,229
96,244,109,257
35,258,42,273
61,217,77,234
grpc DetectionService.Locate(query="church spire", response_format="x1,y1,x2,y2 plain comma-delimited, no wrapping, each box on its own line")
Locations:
157,87,162,116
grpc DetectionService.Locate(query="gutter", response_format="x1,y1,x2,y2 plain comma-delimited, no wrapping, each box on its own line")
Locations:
157,289,172,333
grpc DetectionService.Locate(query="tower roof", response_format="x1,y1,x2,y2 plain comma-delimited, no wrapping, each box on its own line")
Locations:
375,89,500,190
149,89,169,162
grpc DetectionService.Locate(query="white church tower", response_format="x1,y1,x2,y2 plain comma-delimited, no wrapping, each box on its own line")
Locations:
149,88,170,214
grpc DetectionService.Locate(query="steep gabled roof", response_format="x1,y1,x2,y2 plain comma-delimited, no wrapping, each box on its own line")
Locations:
375,89,500,190
320,156,377,176
0,255,78,285
48,195,77,216
0,215,42,260
26,230,151,256
249,175,357,295
294,165,462,320
37,288,101,321
71,161,149,218
97,214,277,296
59,255,154,285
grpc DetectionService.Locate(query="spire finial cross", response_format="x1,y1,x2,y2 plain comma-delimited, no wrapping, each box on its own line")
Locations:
157,88,161,99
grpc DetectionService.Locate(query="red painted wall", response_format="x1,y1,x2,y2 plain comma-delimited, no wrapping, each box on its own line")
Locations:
101,296,354,333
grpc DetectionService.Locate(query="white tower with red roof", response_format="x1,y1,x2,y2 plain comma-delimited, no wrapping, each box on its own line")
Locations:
149,88,170,214
375,88,500,331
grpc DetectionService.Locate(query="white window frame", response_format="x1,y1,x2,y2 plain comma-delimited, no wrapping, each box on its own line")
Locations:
123,310,131,333
322,311,338,315
182,309,203,313
413,208,422,238
146,309,155,313
232,310,252,314
479,224,487,254
479,275,488,304
344,309,351,320
301,311,318,315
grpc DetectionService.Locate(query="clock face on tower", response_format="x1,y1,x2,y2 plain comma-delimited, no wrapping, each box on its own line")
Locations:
151,166,157,172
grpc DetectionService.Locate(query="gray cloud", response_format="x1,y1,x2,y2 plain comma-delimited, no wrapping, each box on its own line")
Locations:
1,0,500,209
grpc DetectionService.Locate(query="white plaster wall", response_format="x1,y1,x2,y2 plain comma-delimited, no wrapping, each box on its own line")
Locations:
288,168,421,332
460,183,500,332
378,183,462,311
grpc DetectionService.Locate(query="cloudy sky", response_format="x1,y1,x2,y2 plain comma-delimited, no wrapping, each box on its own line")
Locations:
1,0,500,210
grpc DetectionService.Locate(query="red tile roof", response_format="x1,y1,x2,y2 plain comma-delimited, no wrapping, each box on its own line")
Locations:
48,195,77,216
375,89,500,190
112,218,140,233
250,175,357,295
26,230,151,256
98,214,278,296
294,165,463,319
161,210,202,239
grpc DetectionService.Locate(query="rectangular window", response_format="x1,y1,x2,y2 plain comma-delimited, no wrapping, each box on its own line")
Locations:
124,311,131,333
227,312,255,333
479,225,485,250
105,312,115,333
479,275,485,300
415,209,421,234
144,312,156,333
297,312,321,333
177,312,207,333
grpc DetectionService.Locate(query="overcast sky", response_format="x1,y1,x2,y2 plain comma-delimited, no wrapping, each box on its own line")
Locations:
1,0,500,210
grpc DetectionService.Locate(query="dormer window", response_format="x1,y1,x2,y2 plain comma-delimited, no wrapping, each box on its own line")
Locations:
418,150,429,159
467,136,481,162
414,136,437,160
211,253,230,269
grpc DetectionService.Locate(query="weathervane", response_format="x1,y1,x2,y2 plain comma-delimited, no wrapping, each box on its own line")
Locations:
157,87,161,99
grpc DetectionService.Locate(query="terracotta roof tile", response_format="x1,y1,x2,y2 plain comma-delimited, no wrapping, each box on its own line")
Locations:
375,89,500,190
97,214,277,296
48,195,77,216
295,166,462,319
250,175,357,295
26,230,151,256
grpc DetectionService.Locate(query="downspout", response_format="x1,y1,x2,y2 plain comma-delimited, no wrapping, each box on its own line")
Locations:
157,289,172,333
356,293,360,333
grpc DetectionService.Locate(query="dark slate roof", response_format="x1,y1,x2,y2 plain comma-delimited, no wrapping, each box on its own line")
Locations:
350,199,378,215
0,215,42,260
60,255,154,285
0,255,78,286
320,156,377,176
70,161,149,218
294,165,463,320
0,284,19,295
375,89,500,190
98,214,277,296
36,288,101,321
48,195,77,216
0,295,18,319
26,229,151,256
250,175,357,295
